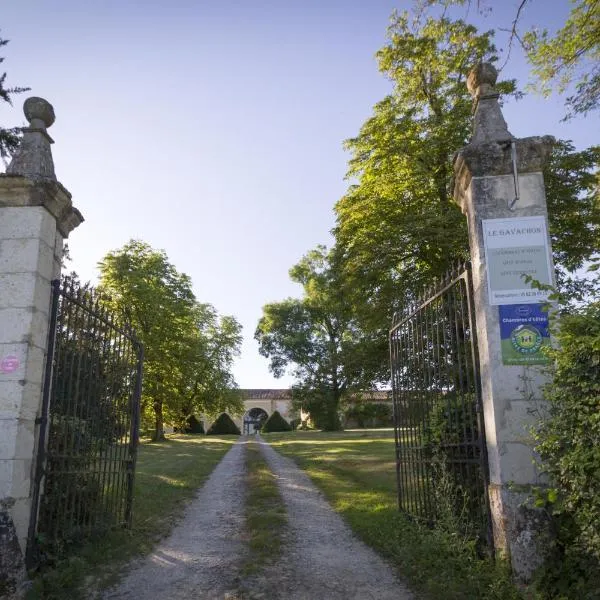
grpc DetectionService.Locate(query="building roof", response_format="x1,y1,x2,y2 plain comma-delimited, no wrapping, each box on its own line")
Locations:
240,389,293,400
238,389,391,401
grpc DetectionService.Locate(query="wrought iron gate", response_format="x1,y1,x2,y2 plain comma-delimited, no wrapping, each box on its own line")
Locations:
389,263,492,548
27,278,143,565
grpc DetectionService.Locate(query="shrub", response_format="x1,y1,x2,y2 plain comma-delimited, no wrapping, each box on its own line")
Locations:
533,301,600,595
344,402,392,428
206,413,241,435
184,415,204,434
422,392,487,543
261,411,292,433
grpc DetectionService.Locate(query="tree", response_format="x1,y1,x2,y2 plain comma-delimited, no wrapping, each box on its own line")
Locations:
174,304,243,427
255,246,383,430
0,32,29,161
544,141,600,304
522,0,600,117
423,0,599,117
334,8,599,382
532,301,600,595
98,240,243,440
334,11,515,350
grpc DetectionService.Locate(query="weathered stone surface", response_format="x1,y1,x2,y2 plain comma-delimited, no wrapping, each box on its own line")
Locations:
453,62,554,583
0,500,25,599
0,207,56,247
7,98,56,182
489,485,550,581
0,178,83,238
454,136,555,202
23,97,55,130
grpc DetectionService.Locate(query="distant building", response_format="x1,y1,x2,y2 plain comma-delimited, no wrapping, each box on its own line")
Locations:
202,388,392,431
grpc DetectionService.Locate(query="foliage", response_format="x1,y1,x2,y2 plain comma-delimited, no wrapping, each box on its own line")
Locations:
344,402,392,428
333,10,516,363
0,32,29,161
544,141,600,303
206,412,241,435
264,430,521,599
184,415,204,434
256,246,383,431
533,301,600,596
333,6,599,383
522,0,600,117
98,240,243,441
261,410,292,433
422,393,488,541
424,0,599,118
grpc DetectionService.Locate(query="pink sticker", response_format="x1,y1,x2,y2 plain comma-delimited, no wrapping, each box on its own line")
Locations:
0,355,20,373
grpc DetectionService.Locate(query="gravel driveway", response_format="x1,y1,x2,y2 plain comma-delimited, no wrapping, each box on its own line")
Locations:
244,437,414,600
103,439,247,600
103,436,414,600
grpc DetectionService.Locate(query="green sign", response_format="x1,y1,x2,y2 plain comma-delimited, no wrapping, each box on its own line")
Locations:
499,304,550,365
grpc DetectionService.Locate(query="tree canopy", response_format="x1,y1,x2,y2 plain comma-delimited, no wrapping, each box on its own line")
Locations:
255,246,383,430
522,0,600,117
261,5,599,408
426,0,600,118
98,240,243,440
334,12,515,338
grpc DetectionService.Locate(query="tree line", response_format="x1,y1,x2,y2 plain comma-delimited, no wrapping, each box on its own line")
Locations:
96,240,243,441
255,2,599,430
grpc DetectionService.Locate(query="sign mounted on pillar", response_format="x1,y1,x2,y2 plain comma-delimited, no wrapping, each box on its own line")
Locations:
482,216,553,305
499,304,551,365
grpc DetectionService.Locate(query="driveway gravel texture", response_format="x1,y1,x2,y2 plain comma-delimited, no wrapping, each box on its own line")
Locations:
103,439,247,600
104,436,414,600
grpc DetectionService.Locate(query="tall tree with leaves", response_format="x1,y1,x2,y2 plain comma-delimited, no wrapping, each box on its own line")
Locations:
0,32,29,161
334,7,599,381
521,0,600,117
335,11,516,337
99,240,243,440
424,0,599,117
255,246,383,430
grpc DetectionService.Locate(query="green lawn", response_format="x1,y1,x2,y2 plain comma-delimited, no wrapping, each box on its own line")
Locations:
241,439,286,577
263,429,522,600
28,434,238,600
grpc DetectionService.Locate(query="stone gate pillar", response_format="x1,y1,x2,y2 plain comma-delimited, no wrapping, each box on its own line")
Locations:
0,98,82,592
453,64,555,581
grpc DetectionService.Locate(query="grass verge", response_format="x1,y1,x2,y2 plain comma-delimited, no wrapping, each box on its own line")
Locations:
241,438,287,576
27,434,238,600
263,429,522,600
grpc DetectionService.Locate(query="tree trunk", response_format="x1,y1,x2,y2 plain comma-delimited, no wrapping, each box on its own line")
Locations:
152,399,166,441
322,387,343,431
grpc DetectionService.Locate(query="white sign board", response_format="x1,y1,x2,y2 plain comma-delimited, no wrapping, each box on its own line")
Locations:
482,216,553,305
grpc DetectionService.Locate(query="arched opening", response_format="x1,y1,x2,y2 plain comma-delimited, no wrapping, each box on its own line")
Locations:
243,407,268,434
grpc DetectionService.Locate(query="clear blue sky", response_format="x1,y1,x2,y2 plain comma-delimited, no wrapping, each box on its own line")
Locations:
1,1,595,388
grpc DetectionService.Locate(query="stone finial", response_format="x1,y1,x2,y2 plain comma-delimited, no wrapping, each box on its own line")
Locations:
6,97,57,181
467,62,512,144
24,97,56,130
467,62,498,98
